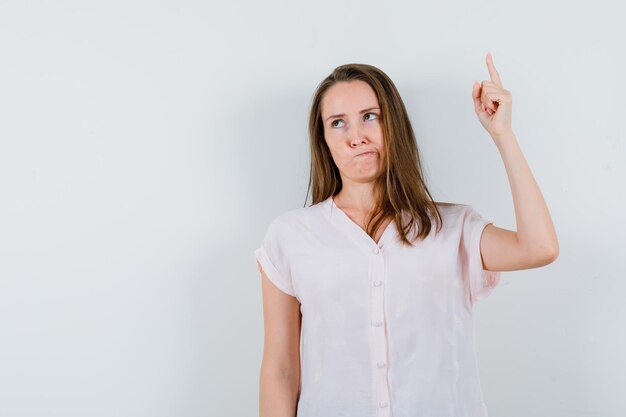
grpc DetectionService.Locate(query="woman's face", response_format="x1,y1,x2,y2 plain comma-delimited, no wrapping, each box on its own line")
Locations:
321,80,385,185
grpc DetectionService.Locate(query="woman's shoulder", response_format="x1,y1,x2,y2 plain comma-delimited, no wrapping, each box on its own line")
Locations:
429,201,482,230
433,200,470,216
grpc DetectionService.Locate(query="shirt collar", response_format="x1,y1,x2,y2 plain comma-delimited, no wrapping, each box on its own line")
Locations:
320,196,397,255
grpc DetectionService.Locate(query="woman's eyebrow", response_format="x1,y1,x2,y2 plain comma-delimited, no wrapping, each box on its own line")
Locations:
325,107,380,122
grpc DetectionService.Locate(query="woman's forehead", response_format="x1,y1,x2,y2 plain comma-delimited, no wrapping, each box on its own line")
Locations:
322,81,380,117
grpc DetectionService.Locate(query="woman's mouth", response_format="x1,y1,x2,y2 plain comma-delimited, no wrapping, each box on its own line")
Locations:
356,151,376,157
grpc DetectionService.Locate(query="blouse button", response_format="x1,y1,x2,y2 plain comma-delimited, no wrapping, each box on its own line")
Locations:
372,321,384,327
379,401,389,408
373,247,380,254
377,361,386,368
374,280,383,287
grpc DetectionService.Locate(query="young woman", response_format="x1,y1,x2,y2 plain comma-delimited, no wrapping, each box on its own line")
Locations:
255,52,558,417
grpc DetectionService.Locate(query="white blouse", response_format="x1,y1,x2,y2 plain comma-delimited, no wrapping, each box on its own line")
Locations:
254,196,501,417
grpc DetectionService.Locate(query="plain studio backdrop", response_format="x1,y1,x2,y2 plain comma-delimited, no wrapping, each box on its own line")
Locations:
0,1,624,416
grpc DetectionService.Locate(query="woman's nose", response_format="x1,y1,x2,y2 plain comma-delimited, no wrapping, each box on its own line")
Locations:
348,123,367,145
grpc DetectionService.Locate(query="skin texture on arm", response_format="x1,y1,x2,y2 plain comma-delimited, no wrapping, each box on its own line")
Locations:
478,132,559,272
472,52,559,272
258,260,302,417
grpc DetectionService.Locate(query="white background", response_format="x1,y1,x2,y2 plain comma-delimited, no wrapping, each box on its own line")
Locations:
1,1,624,416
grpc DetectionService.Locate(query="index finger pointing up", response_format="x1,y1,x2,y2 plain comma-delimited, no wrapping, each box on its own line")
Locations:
486,52,503,87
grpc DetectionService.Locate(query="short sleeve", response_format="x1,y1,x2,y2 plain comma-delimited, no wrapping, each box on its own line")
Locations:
254,217,296,297
460,206,501,306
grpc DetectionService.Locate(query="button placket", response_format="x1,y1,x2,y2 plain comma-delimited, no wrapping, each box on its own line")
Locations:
370,245,392,415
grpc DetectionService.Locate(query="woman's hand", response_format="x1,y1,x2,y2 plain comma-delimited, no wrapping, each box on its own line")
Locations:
472,52,513,140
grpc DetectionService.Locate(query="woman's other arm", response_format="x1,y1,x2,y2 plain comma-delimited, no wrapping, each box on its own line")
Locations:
472,53,559,271
480,131,559,271
258,261,301,417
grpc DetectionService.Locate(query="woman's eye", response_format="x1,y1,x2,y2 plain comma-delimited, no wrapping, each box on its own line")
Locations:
331,114,377,128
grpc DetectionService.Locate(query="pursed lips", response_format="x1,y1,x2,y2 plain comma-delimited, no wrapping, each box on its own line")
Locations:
356,151,376,157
